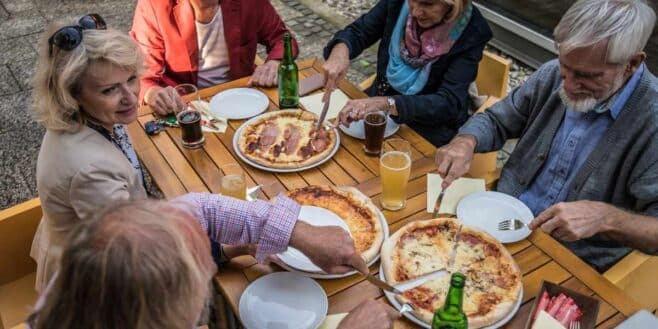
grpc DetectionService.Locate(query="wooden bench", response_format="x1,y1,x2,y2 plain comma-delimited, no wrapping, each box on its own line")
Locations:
0,198,40,329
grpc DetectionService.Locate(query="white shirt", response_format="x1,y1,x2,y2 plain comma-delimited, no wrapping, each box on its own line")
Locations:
195,8,230,88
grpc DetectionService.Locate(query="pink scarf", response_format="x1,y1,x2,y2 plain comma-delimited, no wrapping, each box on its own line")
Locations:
401,4,472,67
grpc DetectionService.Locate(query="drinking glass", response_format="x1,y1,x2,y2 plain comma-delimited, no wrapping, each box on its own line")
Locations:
220,163,246,200
380,139,411,211
174,84,205,149
363,110,387,156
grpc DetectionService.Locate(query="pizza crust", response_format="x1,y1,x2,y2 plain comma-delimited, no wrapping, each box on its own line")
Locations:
335,186,384,263
237,109,337,169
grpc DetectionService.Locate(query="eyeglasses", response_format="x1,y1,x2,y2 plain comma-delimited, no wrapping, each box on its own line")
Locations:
48,14,107,56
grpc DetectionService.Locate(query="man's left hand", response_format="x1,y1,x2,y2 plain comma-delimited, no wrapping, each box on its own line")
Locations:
529,201,615,241
248,60,280,87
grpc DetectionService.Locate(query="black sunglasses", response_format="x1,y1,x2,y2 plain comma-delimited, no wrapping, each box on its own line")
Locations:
48,14,107,56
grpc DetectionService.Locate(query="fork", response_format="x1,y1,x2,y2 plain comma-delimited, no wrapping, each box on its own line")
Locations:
497,219,527,231
400,303,416,314
569,320,580,329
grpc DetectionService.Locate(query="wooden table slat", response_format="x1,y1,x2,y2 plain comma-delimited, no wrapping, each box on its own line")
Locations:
126,122,187,197
521,261,571,303
529,231,643,317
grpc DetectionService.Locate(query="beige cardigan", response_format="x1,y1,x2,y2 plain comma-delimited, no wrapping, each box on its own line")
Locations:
31,125,147,291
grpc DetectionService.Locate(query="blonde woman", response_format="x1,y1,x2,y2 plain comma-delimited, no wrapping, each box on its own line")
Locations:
27,196,398,329
30,15,248,292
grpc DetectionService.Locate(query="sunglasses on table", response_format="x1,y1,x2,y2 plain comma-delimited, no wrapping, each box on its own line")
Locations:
48,14,107,56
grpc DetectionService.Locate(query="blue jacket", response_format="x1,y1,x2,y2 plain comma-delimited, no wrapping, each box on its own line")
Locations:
324,0,493,146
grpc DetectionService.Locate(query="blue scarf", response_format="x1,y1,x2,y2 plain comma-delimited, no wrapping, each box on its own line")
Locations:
386,2,471,95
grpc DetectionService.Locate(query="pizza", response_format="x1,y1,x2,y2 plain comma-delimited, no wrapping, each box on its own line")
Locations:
381,218,522,328
237,109,337,169
380,218,460,284
285,185,384,265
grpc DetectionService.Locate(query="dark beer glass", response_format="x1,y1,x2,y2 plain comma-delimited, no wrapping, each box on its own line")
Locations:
363,111,387,155
175,84,205,149
177,110,204,148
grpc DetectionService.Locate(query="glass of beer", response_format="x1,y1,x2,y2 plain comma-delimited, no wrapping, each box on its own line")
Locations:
363,110,387,156
220,163,246,200
175,84,205,149
380,139,411,211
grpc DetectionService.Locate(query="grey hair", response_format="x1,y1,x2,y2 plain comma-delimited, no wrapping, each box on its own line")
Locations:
554,0,656,64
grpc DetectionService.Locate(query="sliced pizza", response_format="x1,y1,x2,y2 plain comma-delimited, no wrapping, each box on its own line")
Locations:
381,218,460,284
395,274,451,324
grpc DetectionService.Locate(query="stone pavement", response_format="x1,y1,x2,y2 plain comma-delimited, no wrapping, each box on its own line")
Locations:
0,0,380,210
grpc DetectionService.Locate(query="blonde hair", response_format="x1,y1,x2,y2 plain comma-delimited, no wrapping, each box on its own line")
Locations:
32,19,143,132
28,199,216,329
443,0,470,22
554,0,656,64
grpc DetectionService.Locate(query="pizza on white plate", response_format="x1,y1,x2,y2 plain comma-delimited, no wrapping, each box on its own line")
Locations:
381,217,522,328
285,185,385,266
237,109,337,169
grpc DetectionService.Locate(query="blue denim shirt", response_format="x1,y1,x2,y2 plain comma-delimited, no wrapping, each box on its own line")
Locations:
519,64,645,216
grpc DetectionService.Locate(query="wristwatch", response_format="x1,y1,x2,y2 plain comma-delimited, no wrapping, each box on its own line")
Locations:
386,97,397,115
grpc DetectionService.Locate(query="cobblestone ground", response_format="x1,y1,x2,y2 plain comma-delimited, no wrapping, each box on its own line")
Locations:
0,0,529,209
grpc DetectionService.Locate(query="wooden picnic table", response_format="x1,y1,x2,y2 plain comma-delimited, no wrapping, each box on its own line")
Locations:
128,58,643,328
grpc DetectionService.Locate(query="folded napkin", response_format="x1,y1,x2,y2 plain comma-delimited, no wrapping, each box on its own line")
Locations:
531,310,566,329
190,100,227,133
426,174,486,214
299,89,350,121
319,313,348,329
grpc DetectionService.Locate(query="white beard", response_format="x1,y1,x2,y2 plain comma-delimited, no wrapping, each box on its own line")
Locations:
558,73,626,113
558,88,598,113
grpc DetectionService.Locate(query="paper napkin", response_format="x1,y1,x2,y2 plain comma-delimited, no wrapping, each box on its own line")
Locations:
426,174,486,214
318,313,348,329
190,100,227,133
531,310,566,329
299,89,350,121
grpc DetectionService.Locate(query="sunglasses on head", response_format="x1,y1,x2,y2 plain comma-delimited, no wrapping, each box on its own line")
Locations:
48,14,107,56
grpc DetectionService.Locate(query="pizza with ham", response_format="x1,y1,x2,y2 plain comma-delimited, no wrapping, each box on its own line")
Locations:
285,185,384,265
381,218,522,328
237,109,337,169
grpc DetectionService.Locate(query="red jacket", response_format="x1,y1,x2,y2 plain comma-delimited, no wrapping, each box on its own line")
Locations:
130,0,299,101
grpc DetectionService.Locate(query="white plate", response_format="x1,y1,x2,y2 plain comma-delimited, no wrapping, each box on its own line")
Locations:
232,116,341,173
239,272,328,329
380,267,523,329
209,88,269,120
278,206,352,273
456,191,534,243
338,116,400,140
278,205,389,279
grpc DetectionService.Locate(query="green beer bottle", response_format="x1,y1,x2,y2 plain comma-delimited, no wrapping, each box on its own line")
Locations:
278,32,299,109
432,273,468,329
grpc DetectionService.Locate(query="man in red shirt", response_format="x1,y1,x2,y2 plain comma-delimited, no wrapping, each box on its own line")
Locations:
130,0,299,115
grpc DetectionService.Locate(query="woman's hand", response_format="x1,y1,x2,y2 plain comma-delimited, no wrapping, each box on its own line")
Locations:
323,43,351,102
336,97,389,127
144,86,184,116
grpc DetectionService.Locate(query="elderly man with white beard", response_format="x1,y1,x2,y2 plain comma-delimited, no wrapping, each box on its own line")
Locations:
434,0,658,272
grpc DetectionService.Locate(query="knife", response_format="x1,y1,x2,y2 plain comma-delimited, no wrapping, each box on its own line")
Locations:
363,272,403,295
315,89,332,132
431,186,446,218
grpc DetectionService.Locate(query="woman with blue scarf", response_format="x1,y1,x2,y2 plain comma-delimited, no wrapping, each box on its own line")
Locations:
324,0,492,146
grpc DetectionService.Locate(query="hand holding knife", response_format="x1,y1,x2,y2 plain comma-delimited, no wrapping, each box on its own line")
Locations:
315,88,332,132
